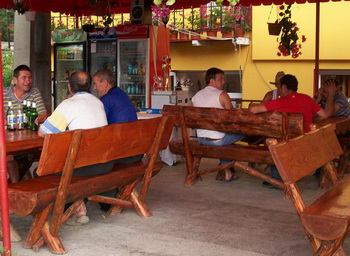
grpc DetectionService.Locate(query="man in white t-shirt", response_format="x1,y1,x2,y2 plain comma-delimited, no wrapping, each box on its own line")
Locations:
39,71,109,225
192,67,245,182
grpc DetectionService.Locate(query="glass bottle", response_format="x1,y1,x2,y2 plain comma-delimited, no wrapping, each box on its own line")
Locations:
24,100,32,129
29,102,38,131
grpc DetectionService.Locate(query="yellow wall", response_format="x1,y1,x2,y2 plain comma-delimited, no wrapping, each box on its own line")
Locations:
171,1,350,103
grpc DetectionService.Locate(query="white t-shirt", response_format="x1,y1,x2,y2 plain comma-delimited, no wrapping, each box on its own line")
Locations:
40,92,107,134
192,86,225,139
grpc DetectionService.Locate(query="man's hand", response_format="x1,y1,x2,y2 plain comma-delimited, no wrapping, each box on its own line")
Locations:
249,103,267,114
324,80,337,98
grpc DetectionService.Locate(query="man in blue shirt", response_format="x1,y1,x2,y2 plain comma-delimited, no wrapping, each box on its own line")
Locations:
92,69,137,124
92,69,142,211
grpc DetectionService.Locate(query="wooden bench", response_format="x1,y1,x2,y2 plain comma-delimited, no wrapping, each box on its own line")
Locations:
162,105,304,186
267,124,349,255
7,116,174,254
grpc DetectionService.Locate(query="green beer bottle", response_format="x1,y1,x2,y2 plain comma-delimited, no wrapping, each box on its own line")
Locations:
24,100,31,129
29,102,38,131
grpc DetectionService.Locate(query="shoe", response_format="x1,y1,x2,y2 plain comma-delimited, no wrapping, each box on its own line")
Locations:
99,203,111,212
216,170,224,181
223,174,239,183
65,215,89,226
262,181,282,190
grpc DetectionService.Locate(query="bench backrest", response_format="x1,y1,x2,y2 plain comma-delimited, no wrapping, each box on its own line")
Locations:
162,105,304,139
268,124,342,185
37,117,174,176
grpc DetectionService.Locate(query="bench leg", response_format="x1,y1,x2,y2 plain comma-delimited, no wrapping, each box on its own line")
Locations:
184,156,201,186
315,240,345,256
108,181,138,216
130,190,151,218
24,203,53,249
234,162,284,189
41,222,66,254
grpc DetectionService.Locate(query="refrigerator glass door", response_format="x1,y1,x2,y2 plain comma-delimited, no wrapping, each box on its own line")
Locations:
118,39,148,110
89,40,117,89
54,43,85,107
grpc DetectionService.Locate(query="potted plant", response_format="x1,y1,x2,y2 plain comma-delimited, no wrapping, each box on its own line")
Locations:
82,16,96,32
203,7,221,37
187,9,203,39
277,4,307,58
221,6,235,38
53,20,68,30
168,16,181,40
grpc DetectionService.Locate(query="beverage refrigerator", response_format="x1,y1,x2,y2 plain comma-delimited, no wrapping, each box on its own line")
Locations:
87,28,117,95
116,24,170,109
53,42,86,107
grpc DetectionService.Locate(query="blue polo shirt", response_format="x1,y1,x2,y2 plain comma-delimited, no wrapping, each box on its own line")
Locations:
101,86,137,124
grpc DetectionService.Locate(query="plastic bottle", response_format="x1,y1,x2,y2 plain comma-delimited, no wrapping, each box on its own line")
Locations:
16,107,24,130
6,101,16,131
128,64,133,75
29,102,38,131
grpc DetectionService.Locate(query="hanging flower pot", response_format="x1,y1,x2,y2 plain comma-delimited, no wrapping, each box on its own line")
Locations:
268,22,282,36
82,24,95,32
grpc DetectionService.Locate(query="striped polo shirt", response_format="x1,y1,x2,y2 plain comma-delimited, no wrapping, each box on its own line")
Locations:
3,85,46,114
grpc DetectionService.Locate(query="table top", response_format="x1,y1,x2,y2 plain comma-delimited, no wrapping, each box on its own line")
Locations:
5,129,44,154
313,116,350,135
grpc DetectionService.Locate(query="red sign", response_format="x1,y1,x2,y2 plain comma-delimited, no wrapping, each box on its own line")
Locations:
116,24,149,38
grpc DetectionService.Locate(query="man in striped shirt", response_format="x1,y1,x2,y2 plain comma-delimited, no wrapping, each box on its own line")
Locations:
4,65,47,123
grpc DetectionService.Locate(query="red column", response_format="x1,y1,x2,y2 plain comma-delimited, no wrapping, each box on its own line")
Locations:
0,21,12,254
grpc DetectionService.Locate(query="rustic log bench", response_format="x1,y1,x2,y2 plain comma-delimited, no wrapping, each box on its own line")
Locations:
7,116,174,254
162,105,304,186
267,124,349,255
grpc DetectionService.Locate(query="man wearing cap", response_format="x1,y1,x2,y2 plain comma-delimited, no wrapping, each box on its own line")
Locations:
262,71,285,103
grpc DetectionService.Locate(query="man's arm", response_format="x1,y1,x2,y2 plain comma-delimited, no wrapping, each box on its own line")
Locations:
262,91,273,103
316,108,329,119
37,112,48,124
219,92,233,110
249,103,267,114
323,80,340,117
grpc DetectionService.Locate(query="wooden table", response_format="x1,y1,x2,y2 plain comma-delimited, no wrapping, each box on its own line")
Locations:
6,129,44,155
313,116,350,135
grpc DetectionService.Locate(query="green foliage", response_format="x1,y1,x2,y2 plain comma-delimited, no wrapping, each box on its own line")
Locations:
2,49,14,88
0,9,15,43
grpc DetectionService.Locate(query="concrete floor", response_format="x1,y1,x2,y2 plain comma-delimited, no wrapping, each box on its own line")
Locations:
8,158,350,256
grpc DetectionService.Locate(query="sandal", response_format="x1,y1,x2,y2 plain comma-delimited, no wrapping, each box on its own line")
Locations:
65,215,89,226
223,174,239,183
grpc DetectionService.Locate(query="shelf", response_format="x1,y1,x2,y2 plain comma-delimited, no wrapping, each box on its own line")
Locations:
57,59,83,61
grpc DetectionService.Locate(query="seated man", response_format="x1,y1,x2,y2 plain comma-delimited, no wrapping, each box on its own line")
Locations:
92,69,142,211
39,71,108,224
249,74,329,187
192,67,245,182
262,71,285,103
314,79,350,117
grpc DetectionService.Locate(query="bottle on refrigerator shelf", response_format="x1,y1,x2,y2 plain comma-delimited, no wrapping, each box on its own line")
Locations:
128,64,133,75
28,102,38,131
6,101,16,131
